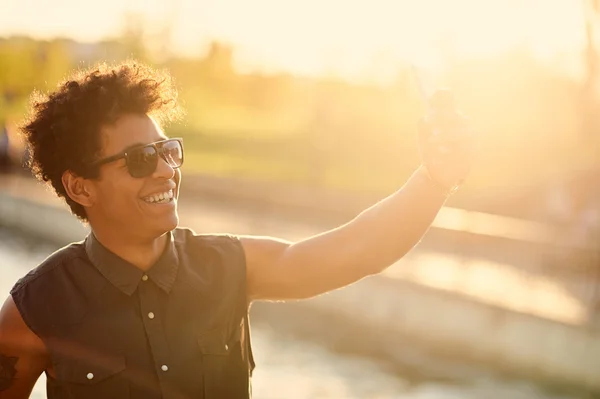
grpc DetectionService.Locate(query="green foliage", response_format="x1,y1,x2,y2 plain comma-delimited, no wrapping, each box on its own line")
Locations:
0,36,591,199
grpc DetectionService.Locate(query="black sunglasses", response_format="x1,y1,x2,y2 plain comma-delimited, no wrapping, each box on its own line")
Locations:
89,138,184,178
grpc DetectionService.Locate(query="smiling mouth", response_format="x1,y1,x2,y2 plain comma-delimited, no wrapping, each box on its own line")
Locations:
142,189,175,204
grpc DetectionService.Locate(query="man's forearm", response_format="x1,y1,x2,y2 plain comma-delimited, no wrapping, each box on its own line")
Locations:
253,165,449,300
346,165,448,273
287,166,447,275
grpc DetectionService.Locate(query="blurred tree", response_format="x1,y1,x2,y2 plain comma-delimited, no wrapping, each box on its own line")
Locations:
120,12,149,62
146,0,179,64
203,42,234,78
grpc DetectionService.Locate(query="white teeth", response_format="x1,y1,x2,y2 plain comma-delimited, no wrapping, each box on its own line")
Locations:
143,190,174,204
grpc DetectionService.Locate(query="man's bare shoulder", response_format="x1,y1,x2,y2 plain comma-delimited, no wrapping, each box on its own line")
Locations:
0,295,48,398
0,296,46,353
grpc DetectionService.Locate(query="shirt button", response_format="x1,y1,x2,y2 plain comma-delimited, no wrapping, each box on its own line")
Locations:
142,274,149,281
161,364,169,372
87,373,94,380
148,312,155,319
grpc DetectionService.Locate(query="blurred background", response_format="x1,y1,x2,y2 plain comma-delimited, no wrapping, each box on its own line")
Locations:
1,0,600,398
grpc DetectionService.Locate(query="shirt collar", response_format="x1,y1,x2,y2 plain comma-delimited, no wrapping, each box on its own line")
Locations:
84,231,180,295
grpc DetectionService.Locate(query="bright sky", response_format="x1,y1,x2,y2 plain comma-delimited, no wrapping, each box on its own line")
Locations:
0,0,587,80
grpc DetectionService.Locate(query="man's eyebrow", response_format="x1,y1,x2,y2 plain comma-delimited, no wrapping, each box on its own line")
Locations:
118,137,169,154
122,142,147,153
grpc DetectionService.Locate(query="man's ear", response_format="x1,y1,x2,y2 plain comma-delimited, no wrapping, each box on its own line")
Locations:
62,170,94,208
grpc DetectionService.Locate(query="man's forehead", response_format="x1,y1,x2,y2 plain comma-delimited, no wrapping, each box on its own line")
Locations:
99,115,167,154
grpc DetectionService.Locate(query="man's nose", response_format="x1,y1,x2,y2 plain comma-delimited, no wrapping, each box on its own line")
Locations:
152,155,176,179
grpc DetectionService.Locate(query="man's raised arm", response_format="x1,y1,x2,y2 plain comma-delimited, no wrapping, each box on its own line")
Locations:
243,166,453,300
244,91,475,301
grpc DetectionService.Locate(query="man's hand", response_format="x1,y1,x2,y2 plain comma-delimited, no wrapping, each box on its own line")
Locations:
418,89,476,192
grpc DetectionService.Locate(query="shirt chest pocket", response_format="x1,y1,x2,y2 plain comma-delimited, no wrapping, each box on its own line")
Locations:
197,326,250,398
54,352,129,398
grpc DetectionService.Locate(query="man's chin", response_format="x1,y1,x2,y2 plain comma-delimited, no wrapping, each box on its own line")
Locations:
143,213,179,238
159,214,179,233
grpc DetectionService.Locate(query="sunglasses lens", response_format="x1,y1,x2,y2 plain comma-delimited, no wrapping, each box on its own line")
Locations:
127,146,159,178
160,140,184,169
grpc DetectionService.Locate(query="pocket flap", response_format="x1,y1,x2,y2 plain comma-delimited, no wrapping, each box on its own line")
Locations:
197,324,241,356
197,331,229,355
55,352,126,384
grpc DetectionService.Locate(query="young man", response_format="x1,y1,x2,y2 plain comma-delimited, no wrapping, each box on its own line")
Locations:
0,61,473,398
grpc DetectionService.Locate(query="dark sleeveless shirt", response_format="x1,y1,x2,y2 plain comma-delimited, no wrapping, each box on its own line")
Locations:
10,227,255,399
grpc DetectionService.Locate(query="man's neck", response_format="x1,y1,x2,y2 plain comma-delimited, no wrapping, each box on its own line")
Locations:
91,228,169,272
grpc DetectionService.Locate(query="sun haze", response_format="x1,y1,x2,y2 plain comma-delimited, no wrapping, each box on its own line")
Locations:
0,0,586,80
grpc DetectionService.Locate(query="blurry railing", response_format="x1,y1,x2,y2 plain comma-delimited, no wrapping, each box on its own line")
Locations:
182,172,600,327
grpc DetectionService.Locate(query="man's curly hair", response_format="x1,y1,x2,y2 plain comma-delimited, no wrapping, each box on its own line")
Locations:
19,60,184,222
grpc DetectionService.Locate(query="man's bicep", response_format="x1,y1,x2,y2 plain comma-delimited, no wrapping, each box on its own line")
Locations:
0,295,48,398
241,235,294,301
241,232,363,301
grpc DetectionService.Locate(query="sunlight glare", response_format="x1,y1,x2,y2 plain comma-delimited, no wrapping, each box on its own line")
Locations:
0,0,586,80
